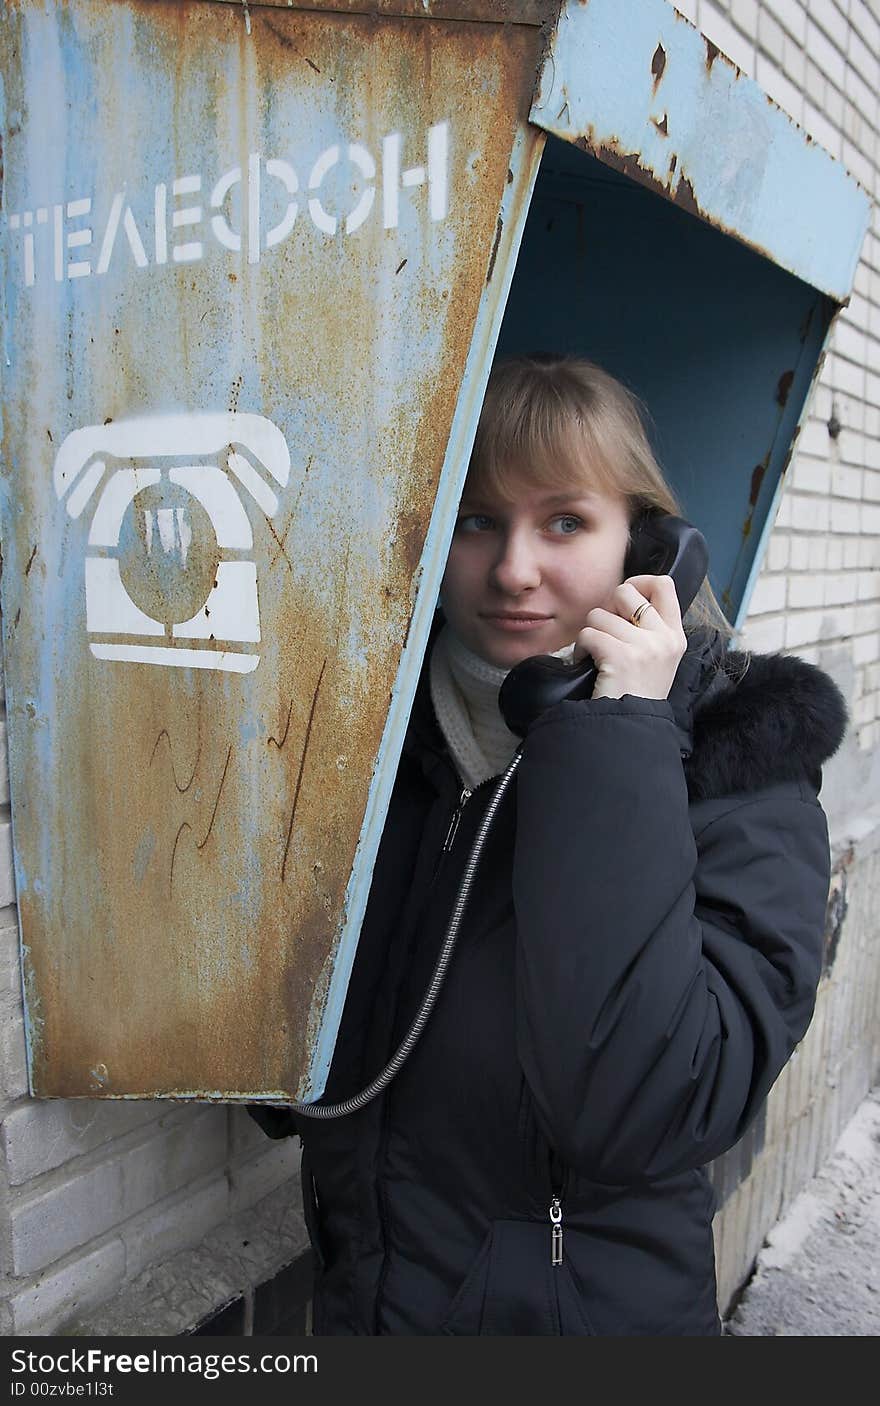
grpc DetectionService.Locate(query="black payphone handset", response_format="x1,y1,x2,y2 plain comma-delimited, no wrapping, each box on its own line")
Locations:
498,514,710,737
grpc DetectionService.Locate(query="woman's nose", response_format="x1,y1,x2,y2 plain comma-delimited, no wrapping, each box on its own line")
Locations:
489,531,541,595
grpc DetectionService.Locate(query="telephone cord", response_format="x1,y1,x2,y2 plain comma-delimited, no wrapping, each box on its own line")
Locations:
283,747,523,1119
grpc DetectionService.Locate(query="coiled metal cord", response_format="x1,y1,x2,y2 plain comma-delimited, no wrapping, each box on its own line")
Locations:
286,748,523,1119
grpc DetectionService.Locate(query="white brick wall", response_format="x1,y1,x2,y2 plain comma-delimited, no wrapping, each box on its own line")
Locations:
9,1242,128,1338
726,6,880,760
2,1099,166,1187
9,1109,228,1276
689,0,880,1314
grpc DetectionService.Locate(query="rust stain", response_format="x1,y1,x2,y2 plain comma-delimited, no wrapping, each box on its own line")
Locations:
720,449,771,610
265,14,321,69
705,39,719,72
264,15,295,49
397,509,430,582
749,461,766,507
486,214,504,285
674,173,699,217
281,659,328,885
652,113,668,137
776,370,795,408
217,0,555,18
24,545,37,576
651,42,666,90
798,303,816,342
579,129,777,264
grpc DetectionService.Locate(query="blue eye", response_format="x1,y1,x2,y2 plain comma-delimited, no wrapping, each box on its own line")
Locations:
456,513,495,533
550,515,584,535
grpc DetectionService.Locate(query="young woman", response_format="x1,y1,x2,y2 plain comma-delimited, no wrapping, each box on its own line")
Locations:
253,356,846,1335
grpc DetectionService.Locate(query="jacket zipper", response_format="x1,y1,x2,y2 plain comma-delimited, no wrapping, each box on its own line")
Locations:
440,786,472,859
549,1195,563,1266
549,1149,570,1267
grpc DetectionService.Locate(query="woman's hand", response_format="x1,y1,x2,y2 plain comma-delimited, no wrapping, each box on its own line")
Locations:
573,574,687,701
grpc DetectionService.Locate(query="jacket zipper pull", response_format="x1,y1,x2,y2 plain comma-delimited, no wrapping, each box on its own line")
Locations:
441,787,472,855
550,1196,563,1267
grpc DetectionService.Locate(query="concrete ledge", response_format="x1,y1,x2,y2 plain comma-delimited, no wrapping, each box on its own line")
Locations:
62,1175,308,1337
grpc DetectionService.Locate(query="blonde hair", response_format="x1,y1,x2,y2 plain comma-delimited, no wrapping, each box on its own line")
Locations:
468,356,731,637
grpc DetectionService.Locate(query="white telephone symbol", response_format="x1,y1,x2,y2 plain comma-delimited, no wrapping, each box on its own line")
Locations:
54,413,291,674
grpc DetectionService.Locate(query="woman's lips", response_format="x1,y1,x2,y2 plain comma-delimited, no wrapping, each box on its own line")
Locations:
480,613,552,632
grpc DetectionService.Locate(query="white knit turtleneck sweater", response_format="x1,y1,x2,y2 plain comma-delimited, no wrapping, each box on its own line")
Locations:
429,624,574,789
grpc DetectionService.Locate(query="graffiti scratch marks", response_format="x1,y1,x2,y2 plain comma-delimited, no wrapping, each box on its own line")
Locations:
150,729,201,793
268,698,295,751
196,746,233,852
167,745,233,892
169,821,192,897
281,658,327,884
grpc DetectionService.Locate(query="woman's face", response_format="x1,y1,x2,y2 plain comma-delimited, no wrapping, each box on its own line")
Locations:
440,472,631,668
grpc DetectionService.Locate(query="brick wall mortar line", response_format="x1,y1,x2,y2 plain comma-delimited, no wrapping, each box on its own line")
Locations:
6,1098,294,1209
4,1104,219,1204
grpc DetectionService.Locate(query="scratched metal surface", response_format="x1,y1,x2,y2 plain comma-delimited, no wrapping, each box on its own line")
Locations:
531,0,870,305
0,0,544,1099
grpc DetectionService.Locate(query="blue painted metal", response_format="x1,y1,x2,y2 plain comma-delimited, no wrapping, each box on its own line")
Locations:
531,0,871,305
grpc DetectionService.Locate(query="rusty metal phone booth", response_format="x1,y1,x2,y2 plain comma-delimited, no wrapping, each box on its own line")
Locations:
0,0,869,1104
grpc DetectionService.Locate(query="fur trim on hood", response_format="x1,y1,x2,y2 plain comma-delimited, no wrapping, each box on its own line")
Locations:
686,650,848,801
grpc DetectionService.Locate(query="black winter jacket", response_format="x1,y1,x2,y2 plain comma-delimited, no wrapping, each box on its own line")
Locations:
252,628,846,1336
